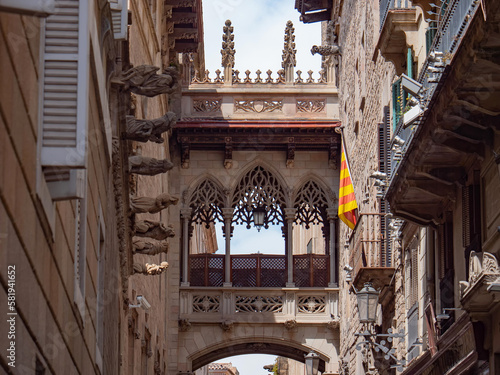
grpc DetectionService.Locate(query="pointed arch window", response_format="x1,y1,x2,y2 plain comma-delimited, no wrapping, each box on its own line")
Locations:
293,180,329,228
188,179,225,228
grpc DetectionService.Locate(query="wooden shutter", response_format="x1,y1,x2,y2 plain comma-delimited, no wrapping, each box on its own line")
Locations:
109,0,128,40
40,0,88,169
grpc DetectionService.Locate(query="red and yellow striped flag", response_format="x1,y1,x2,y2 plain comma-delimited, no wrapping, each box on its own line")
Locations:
338,140,358,229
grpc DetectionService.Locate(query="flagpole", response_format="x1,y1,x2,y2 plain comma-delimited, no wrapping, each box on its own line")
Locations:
335,126,355,186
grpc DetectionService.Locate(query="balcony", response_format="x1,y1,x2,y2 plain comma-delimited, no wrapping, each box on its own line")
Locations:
179,286,339,324
189,253,330,288
347,213,394,291
385,0,500,225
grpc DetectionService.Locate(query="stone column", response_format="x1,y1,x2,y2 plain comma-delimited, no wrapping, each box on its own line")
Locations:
284,208,296,287
222,208,234,287
327,208,338,287
180,208,192,287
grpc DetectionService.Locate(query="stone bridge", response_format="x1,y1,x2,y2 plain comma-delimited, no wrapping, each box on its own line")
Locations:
177,287,341,374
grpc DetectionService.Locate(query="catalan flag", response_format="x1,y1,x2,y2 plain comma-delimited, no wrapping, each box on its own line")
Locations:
338,139,358,229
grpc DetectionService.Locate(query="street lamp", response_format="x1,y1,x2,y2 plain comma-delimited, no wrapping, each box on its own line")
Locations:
304,351,320,375
356,282,379,324
253,206,266,232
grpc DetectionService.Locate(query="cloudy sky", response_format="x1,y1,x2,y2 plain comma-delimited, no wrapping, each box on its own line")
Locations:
200,2,321,374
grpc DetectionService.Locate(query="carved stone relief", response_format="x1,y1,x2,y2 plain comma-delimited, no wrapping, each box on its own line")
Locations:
129,156,174,175
131,193,179,214
125,112,176,143
193,99,221,113
133,261,169,275
282,21,296,69
134,220,175,240
234,99,283,113
117,65,179,97
132,238,169,256
221,20,235,68
297,100,326,113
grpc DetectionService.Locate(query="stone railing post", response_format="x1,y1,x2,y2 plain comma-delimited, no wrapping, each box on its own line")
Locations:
284,208,296,287
222,208,234,286
180,208,192,287
282,21,296,85
327,208,338,287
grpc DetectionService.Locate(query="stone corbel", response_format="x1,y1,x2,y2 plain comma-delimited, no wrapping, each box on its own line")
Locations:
224,138,233,169
286,141,295,168
329,142,338,169
220,320,233,331
181,140,190,169
178,319,192,332
284,319,297,331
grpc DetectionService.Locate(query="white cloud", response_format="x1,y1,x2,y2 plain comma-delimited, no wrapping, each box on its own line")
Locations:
202,0,322,79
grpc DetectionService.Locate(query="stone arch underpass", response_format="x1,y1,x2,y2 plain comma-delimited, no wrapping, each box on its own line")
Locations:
177,320,340,373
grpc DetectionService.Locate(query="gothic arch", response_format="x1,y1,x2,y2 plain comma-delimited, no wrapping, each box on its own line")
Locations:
185,174,227,227
230,162,289,228
291,174,337,226
188,337,329,372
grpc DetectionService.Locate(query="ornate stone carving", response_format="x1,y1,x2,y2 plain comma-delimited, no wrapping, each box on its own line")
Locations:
187,178,225,227
297,296,326,313
214,69,223,83
132,238,169,256
125,112,176,143
193,99,221,113
266,70,273,83
255,70,263,83
234,99,283,113
233,70,241,83
133,261,169,275
134,220,175,240
284,319,297,330
297,100,326,113
311,44,341,56
178,319,192,332
295,70,303,83
282,21,296,69
221,20,235,68
220,320,233,331
235,295,284,313
131,193,179,214
129,156,174,175
306,70,314,83
461,251,500,297
118,65,179,97
294,180,329,228
327,320,340,330
192,295,221,313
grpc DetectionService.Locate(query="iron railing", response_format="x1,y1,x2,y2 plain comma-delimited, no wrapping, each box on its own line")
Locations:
348,213,391,282
386,0,480,187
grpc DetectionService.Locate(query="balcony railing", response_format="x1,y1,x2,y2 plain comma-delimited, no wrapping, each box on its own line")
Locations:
179,287,339,324
387,0,480,186
348,213,393,289
379,0,414,30
188,253,329,288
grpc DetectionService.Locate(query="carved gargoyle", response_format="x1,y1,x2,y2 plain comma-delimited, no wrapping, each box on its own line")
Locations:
178,319,192,332
134,220,175,240
129,156,174,175
132,238,169,256
118,65,179,97
133,261,169,275
131,193,179,214
125,112,177,143
311,44,341,56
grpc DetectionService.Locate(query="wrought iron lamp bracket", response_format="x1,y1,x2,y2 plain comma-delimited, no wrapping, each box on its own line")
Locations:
355,327,406,371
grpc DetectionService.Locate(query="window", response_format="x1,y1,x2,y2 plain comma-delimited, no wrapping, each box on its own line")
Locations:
405,236,419,361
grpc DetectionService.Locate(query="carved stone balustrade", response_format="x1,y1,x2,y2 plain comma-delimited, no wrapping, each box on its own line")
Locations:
179,287,339,325
460,251,500,314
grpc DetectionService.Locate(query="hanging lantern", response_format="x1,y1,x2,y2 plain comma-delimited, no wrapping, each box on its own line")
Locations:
356,282,379,324
304,351,320,375
252,206,266,232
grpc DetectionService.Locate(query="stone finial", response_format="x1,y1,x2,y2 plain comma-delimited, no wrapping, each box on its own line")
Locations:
133,261,169,275
132,238,169,256
281,21,296,69
131,193,179,214
118,65,179,97
125,112,177,144
221,20,235,68
134,220,175,240
129,156,174,175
